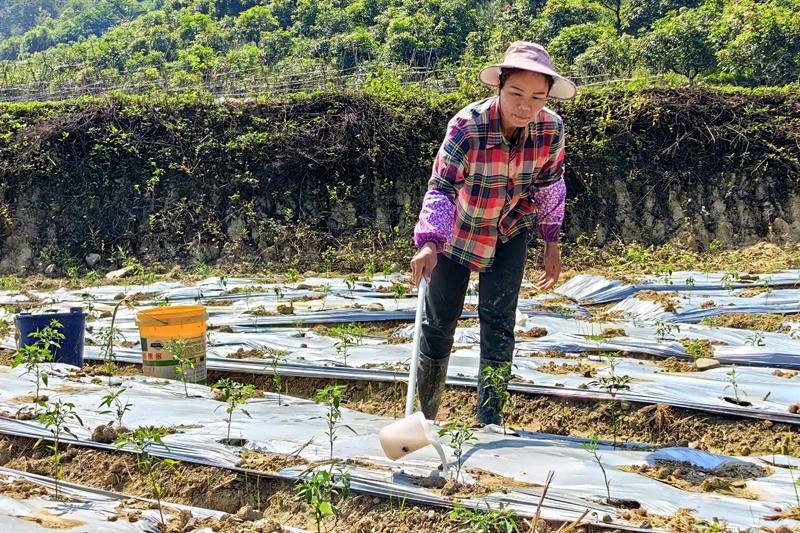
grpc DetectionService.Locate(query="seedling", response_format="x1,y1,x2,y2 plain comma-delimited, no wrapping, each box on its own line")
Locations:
450,502,519,533
35,400,84,500
315,384,351,458
13,319,63,405
382,262,392,277
116,427,179,526
480,363,514,435
745,331,765,347
466,285,476,305
267,350,289,406
655,320,680,340
685,276,695,304
212,378,255,442
721,272,739,295
582,434,612,503
99,300,126,382
363,262,375,282
344,275,357,298
296,467,351,533
330,322,364,367
589,352,630,446
725,367,744,404
273,286,284,301
287,267,300,283
682,338,708,363
391,281,407,310
194,262,210,278
438,420,476,482
98,389,132,427
164,338,194,397
320,284,332,310
81,292,96,315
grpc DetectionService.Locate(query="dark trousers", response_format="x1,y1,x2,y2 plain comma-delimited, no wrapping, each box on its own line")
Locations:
420,231,528,366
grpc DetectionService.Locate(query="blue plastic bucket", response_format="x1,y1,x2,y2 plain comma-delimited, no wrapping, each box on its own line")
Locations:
15,308,86,367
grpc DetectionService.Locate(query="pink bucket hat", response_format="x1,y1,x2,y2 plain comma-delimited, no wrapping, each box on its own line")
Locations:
479,41,577,101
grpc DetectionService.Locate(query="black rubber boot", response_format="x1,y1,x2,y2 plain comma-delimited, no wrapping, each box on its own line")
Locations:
416,353,449,420
476,358,511,426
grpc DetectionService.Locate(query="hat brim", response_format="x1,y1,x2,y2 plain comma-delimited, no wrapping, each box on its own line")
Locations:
479,63,577,101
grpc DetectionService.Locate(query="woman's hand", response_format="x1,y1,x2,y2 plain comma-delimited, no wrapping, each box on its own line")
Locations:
537,242,561,290
411,242,438,286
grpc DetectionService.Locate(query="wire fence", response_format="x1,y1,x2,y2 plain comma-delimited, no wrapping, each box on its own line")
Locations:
0,59,654,103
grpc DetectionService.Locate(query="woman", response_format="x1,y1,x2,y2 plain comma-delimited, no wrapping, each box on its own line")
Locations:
410,41,576,424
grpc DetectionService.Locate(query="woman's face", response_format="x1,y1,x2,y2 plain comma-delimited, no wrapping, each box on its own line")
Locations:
498,70,550,129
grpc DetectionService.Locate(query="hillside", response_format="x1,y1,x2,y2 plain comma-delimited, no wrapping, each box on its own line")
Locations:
0,0,798,101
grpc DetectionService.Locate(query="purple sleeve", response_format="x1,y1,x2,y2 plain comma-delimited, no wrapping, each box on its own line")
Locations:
533,177,566,242
414,190,456,251
413,121,469,250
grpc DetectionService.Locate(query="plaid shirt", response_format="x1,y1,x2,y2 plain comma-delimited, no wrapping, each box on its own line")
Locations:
414,96,567,271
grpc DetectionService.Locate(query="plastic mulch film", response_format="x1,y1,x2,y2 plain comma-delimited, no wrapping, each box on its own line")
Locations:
556,271,800,305
0,465,273,532
0,364,799,529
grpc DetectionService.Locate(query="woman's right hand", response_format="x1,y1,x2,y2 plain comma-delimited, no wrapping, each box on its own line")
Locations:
411,242,438,286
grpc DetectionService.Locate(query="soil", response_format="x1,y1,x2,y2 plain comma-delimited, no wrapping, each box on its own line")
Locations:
90,423,130,444
536,361,596,378
708,313,794,332
636,291,681,312
204,372,800,459
656,357,696,373
619,459,770,500
0,477,49,499
16,509,87,529
205,299,235,306
239,450,309,472
0,435,460,533
517,327,548,339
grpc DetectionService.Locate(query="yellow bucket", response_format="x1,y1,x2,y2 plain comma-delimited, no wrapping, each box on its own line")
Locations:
135,305,208,384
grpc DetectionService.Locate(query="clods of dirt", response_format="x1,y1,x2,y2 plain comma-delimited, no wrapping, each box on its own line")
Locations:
517,327,548,338
620,457,770,499
90,423,130,444
536,361,596,377
240,451,309,473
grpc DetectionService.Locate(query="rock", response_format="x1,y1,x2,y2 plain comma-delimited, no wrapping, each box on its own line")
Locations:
789,404,800,414
601,513,613,523
426,510,436,520
44,264,56,275
105,265,136,280
620,401,632,411
740,446,751,456
303,271,317,277
300,343,308,348
296,283,316,290
688,441,700,449
775,526,793,533
372,497,381,505
515,309,527,327
675,439,689,448
367,303,384,311
694,357,720,371
236,505,261,522
85,253,101,267
276,303,294,315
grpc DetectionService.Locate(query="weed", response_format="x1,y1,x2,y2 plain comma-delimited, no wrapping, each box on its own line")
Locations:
450,502,519,533
98,389,132,427
212,379,255,441
344,275,357,298
480,363,514,435
273,286,284,301
438,420,476,482
13,319,63,405
115,427,179,526
582,434,612,503
165,338,194,397
296,467,351,533
0,275,20,290
682,338,708,363
34,400,84,500
320,284,332,310
287,267,300,283
194,262,210,278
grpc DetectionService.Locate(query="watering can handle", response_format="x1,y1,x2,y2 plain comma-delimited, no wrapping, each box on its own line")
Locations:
405,277,428,417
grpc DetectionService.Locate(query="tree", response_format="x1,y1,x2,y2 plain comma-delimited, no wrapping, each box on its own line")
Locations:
547,22,610,67
643,6,718,83
573,33,640,79
624,0,702,35
715,1,800,86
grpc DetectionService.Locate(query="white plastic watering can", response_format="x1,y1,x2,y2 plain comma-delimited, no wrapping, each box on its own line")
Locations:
377,278,449,477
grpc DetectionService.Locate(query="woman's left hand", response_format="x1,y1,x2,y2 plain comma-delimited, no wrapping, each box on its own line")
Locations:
537,242,561,290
